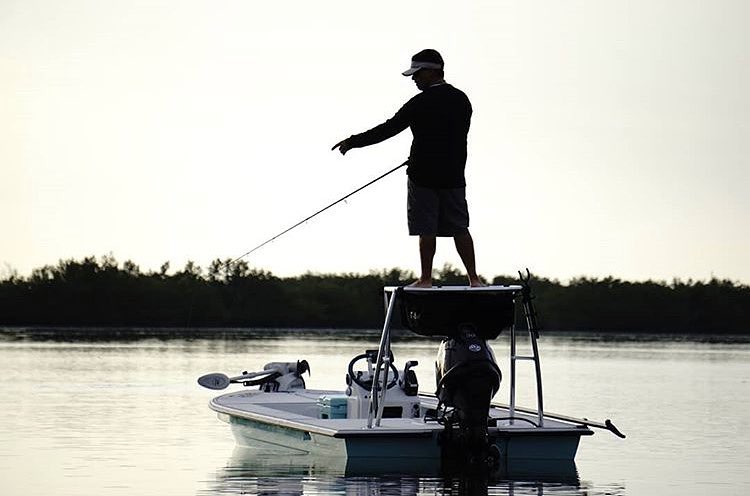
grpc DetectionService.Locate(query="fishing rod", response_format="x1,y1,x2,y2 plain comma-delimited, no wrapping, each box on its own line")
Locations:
229,160,408,265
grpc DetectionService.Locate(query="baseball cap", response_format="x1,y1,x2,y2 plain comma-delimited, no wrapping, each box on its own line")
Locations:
402,49,444,76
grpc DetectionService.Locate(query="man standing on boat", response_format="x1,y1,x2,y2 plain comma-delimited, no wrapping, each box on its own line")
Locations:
332,49,482,288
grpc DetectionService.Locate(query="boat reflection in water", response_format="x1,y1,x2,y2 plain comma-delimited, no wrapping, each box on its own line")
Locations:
203,445,586,496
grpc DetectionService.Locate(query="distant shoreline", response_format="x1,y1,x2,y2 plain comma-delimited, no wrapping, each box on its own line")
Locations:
1,256,748,334
2,326,750,343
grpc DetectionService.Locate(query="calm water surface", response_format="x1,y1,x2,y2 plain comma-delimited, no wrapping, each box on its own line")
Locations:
1,329,749,495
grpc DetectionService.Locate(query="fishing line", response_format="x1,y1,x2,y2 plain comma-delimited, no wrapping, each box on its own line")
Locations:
184,160,407,328
228,160,408,265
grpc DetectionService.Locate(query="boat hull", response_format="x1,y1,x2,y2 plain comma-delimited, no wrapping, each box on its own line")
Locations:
211,390,591,462
494,433,583,460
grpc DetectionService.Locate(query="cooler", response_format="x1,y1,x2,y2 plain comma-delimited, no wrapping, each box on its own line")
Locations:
317,394,348,419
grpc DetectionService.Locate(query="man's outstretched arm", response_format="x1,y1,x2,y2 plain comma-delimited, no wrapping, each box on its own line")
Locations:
332,104,411,156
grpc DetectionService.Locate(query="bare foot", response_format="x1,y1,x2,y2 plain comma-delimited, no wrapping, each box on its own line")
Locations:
408,279,433,288
469,277,486,287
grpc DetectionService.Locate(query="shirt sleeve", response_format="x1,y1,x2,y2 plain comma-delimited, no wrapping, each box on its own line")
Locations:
346,99,413,149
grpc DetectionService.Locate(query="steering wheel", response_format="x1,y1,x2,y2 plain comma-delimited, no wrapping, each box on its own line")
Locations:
347,353,400,391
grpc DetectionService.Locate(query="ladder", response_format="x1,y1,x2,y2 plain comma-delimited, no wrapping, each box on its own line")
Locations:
509,270,545,426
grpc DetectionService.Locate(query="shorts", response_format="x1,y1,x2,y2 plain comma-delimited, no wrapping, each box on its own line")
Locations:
407,179,469,237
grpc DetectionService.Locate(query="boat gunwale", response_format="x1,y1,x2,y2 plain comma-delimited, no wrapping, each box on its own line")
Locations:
209,391,594,439
209,396,443,438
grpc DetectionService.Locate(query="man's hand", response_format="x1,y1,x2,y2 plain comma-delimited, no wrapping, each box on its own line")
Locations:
331,139,352,155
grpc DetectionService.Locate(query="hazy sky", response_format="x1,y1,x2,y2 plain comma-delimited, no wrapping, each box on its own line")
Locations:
2,0,748,283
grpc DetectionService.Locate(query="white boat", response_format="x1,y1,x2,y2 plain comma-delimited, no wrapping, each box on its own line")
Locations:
199,280,624,468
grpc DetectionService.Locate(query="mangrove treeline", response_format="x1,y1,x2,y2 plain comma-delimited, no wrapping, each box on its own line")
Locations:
0,256,748,333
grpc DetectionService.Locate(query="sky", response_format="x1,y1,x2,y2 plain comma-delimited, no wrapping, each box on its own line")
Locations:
1,0,748,283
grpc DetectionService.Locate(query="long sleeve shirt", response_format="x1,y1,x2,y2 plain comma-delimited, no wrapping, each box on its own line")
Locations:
346,83,472,189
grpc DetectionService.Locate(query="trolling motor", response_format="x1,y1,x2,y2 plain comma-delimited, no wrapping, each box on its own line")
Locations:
398,287,515,467
197,360,310,391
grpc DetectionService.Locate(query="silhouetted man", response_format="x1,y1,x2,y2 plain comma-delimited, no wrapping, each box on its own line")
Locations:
333,49,482,287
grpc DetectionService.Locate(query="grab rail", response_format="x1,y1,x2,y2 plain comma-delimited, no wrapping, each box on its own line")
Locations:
509,270,545,426
367,288,399,428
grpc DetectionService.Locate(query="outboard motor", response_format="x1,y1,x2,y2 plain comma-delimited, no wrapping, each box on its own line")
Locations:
397,286,515,466
435,325,502,462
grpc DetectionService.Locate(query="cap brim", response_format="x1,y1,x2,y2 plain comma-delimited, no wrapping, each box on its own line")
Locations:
402,67,420,76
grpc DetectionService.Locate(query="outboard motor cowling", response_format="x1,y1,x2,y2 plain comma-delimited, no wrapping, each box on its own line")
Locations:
435,325,502,460
436,326,502,420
